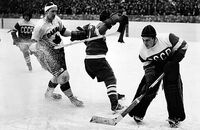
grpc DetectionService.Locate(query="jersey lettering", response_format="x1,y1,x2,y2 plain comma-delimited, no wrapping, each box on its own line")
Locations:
46,26,59,38
20,26,34,34
147,47,172,61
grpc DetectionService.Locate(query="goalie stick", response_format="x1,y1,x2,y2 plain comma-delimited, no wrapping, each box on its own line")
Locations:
90,73,165,126
54,32,120,49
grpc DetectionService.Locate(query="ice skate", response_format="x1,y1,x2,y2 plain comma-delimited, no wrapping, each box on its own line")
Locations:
117,93,125,100
112,103,125,114
62,88,84,107
69,96,84,107
167,118,180,128
109,94,124,113
27,62,32,71
28,65,32,71
133,116,143,123
45,87,62,100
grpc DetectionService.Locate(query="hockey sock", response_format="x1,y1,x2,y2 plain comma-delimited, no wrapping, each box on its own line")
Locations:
106,84,119,110
60,82,73,97
23,51,32,70
48,80,58,88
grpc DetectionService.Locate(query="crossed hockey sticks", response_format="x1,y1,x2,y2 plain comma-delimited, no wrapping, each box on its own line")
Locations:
54,32,120,49
90,73,165,126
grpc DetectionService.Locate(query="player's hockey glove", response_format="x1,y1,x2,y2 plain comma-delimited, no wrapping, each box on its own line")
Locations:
71,24,90,41
163,51,184,73
104,13,123,29
141,65,156,95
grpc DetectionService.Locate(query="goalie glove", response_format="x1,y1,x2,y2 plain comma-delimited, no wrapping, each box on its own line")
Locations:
163,51,185,73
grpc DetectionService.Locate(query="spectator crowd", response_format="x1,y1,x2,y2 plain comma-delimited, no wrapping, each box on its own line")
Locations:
0,0,200,22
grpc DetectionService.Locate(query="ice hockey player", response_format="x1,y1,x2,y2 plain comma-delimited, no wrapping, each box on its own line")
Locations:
10,10,34,71
128,25,187,128
71,10,128,112
30,2,88,107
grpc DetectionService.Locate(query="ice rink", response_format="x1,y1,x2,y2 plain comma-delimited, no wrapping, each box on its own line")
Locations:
0,29,200,130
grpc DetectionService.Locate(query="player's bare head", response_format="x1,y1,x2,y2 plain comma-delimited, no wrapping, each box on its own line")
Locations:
44,2,58,21
141,25,157,49
23,10,32,21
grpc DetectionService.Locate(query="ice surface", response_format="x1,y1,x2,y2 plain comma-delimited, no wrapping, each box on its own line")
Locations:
0,29,200,130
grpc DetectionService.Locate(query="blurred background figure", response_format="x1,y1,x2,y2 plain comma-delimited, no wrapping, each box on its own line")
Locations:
10,11,35,71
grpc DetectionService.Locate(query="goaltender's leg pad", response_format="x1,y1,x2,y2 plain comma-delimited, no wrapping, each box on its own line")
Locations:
129,76,160,118
163,81,185,121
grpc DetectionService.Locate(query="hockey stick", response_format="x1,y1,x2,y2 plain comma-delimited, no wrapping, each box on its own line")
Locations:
54,32,120,49
90,73,165,126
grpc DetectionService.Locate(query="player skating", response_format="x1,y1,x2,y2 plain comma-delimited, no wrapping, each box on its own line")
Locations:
128,25,187,128
71,10,128,112
29,2,92,107
10,11,34,71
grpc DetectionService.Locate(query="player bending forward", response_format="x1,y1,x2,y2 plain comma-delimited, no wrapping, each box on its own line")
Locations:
128,25,187,128
71,10,128,112
29,2,92,107
10,11,34,71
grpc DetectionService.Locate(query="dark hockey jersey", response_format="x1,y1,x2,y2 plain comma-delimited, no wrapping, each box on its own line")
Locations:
84,23,108,56
14,19,35,40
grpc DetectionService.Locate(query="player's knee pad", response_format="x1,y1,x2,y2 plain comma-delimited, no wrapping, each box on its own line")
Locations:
56,70,70,84
29,42,37,52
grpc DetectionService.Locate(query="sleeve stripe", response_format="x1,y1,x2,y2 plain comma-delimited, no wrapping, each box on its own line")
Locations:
172,38,183,52
172,38,187,52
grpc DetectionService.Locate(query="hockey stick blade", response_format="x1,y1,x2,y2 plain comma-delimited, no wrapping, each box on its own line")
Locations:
90,115,121,126
54,32,120,49
89,73,165,126
90,95,143,125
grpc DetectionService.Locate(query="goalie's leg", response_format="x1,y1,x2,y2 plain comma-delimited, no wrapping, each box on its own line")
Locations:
163,63,186,124
128,76,161,120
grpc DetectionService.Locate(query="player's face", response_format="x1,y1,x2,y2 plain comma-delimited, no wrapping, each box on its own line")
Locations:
142,37,155,49
46,7,57,21
23,15,30,22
